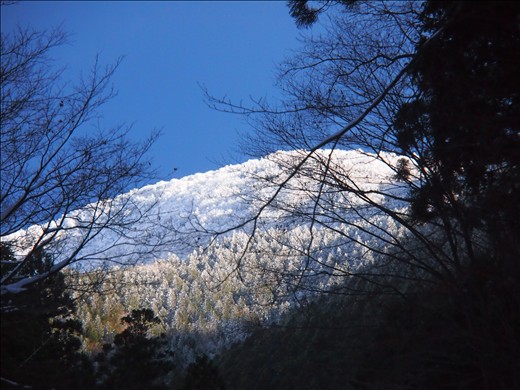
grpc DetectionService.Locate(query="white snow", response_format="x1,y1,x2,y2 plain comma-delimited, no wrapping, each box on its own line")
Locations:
47,148,414,362
5,149,412,270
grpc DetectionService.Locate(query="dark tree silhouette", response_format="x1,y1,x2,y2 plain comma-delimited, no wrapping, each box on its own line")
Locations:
394,1,520,250
391,3,520,386
204,1,520,387
0,243,95,389
97,308,174,390
181,354,226,390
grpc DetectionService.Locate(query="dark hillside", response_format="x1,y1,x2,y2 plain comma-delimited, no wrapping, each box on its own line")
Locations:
218,278,520,389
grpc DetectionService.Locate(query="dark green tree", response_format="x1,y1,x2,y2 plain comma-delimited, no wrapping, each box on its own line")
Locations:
180,354,226,390
391,2,520,387
395,1,520,236
97,308,174,390
0,243,95,389
287,0,357,28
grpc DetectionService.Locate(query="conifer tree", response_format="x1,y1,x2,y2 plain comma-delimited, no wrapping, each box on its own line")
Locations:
394,2,520,243
97,308,174,390
0,243,95,389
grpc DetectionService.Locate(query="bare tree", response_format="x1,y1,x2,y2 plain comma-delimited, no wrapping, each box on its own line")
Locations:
203,0,512,309
1,26,161,300
202,3,519,386
203,1,461,294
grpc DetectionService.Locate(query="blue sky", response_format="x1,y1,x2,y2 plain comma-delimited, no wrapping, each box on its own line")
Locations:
1,1,303,179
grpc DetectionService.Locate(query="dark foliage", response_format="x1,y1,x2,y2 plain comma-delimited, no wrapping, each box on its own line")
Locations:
180,354,226,390
96,308,174,390
392,2,520,386
288,0,321,28
393,157,412,182
218,278,520,389
0,243,95,389
394,1,520,238
392,4,520,383
115,308,162,342
287,0,358,28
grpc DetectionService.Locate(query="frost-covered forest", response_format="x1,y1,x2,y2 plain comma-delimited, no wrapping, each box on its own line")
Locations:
2,1,519,389
71,149,411,362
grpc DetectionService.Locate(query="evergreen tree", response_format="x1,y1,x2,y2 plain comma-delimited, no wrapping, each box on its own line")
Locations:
394,1,520,243
0,243,95,389
180,354,226,390
97,308,174,390
391,2,520,386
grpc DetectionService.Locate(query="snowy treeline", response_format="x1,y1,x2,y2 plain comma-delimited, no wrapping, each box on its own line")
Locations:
72,149,413,364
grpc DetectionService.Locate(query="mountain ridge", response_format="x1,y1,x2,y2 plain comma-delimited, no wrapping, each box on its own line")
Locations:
8,148,410,270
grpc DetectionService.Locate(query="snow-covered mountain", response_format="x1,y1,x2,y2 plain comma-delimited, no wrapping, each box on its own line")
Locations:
9,148,410,268
64,148,413,362
94,148,409,261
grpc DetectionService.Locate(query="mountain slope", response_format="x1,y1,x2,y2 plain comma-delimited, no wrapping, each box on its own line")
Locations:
90,148,410,262
9,148,409,268
69,149,415,363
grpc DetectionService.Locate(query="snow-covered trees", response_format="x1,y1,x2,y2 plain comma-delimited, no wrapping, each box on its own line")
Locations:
73,183,410,362
204,0,517,297
203,1,520,386
1,26,159,300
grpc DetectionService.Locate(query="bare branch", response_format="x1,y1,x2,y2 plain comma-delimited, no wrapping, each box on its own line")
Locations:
1,27,160,299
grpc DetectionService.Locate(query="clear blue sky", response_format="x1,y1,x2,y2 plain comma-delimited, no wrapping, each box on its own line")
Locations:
1,1,303,179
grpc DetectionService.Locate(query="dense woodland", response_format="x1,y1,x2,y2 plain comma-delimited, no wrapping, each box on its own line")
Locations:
1,1,519,389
